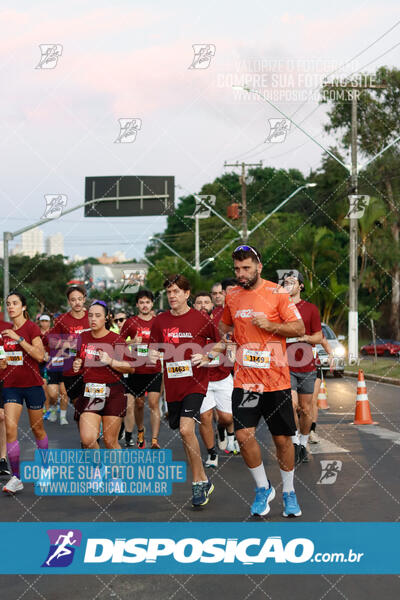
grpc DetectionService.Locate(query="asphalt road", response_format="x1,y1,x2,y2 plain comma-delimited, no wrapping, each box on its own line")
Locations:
1,374,399,599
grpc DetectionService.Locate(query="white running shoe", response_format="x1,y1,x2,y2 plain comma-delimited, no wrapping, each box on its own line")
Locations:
205,453,218,468
233,439,240,454
309,430,319,444
48,410,57,423
60,415,68,426
217,428,227,451
225,435,236,454
3,475,24,494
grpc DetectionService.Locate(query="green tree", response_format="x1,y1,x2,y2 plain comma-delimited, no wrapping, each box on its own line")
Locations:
0,254,76,316
322,66,400,338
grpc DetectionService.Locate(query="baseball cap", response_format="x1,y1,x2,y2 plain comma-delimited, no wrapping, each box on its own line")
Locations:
39,314,51,321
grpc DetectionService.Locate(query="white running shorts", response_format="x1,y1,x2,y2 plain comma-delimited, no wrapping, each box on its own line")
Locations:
200,374,233,414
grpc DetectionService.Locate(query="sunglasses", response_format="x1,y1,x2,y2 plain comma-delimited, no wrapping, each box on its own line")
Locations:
233,245,261,262
115,317,126,323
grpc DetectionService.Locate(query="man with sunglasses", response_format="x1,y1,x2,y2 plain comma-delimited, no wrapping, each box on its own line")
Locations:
208,245,305,518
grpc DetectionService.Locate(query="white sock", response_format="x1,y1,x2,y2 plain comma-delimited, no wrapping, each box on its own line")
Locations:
60,410,67,418
291,430,300,444
299,434,309,447
249,463,269,489
280,469,294,493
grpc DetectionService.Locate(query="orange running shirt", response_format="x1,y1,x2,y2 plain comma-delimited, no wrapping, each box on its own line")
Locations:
221,279,302,392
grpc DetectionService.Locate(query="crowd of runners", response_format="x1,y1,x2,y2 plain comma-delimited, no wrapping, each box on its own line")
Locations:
0,244,335,517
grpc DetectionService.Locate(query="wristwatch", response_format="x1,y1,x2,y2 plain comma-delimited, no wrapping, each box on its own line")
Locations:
207,352,215,362
18,336,24,343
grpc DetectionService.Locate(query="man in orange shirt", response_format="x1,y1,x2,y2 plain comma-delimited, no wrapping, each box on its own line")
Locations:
208,245,305,518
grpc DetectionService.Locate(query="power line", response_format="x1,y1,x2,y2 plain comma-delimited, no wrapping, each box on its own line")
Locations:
229,19,400,162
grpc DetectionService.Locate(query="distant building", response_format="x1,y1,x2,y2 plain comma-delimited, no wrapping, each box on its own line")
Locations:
21,227,44,257
45,233,64,256
88,262,148,291
98,251,128,264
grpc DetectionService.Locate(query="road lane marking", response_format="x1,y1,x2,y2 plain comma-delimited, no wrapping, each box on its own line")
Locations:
308,438,349,454
353,425,400,444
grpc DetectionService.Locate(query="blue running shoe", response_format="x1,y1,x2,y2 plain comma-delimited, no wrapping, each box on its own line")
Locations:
250,484,276,516
192,479,214,507
282,491,302,517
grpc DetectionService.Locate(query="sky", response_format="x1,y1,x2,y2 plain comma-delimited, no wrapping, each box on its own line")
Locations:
1,0,399,261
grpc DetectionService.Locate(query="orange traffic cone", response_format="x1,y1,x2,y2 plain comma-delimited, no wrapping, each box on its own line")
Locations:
317,377,329,409
352,370,377,425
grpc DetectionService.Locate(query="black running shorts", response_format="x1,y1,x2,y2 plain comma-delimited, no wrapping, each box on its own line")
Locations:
167,393,204,430
62,374,85,402
126,372,162,397
232,387,296,436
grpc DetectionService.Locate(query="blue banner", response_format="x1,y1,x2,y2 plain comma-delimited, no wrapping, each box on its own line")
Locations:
0,522,398,574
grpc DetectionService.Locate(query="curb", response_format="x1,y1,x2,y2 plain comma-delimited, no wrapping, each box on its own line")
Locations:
343,370,400,386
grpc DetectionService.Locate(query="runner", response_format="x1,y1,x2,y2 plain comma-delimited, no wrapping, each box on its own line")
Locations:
120,290,162,449
310,334,334,444
46,286,90,414
149,274,216,507
193,291,238,468
211,279,239,452
282,271,323,464
213,245,305,517
210,282,225,321
0,306,12,478
38,315,51,417
73,300,134,449
0,291,48,494
114,310,135,447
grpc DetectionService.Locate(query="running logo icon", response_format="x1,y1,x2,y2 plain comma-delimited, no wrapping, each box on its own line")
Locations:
35,44,63,69
317,460,342,485
115,118,142,143
42,194,68,219
345,195,370,219
266,119,291,143
188,44,216,69
42,529,82,568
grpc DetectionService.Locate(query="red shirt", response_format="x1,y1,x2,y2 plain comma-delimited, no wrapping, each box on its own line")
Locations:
286,299,322,373
208,308,234,382
150,308,217,403
78,330,129,384
46,312,90,376
212,305,224,321
120,316,160,375
0,320,13,382
1,320,44,388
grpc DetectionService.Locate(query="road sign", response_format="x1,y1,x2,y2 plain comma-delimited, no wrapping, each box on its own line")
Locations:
84,176,174,217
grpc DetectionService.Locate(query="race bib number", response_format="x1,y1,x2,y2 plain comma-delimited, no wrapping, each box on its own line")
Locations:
6,351,23,366
0,346,6,360
51,356,64,367
167,360,193,379
137,344,148,357
84,382,107,399
242,349,271,369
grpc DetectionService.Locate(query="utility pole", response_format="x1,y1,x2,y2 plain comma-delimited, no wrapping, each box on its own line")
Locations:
224,161,262,242
324,79,385,362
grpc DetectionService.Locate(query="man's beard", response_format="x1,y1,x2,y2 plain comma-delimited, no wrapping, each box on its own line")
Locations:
238,272,259,289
